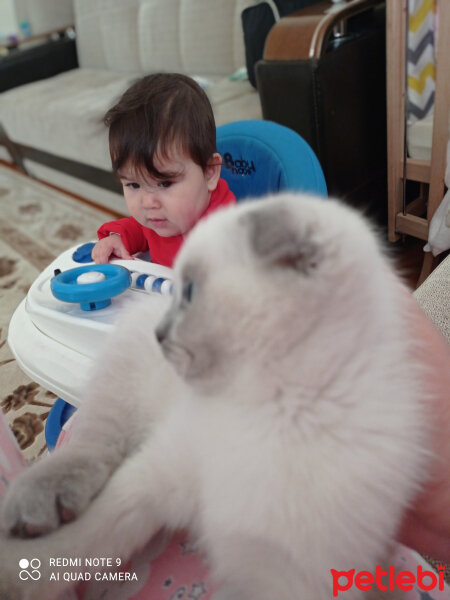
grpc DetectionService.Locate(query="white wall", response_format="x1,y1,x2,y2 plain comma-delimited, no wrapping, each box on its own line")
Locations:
23,0,74,35
0,0,74,40
0,0,19,39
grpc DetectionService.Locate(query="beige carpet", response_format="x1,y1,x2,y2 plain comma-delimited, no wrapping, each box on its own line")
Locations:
0,164,115,462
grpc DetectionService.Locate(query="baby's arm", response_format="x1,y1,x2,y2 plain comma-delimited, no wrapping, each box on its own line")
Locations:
92,233,133,263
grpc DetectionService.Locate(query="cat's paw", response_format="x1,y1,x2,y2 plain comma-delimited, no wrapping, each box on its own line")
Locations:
2,450,110,537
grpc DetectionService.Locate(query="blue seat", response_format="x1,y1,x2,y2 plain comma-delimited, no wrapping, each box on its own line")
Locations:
45,121,327,450
216,120,327,201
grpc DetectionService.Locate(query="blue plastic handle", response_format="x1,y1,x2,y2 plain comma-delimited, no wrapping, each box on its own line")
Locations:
72,242,95,263
51,264,131,310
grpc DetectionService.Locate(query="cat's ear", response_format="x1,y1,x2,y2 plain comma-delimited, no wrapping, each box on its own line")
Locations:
241,204,319,274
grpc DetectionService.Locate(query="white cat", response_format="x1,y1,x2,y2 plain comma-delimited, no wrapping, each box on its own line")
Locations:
0,193,430,600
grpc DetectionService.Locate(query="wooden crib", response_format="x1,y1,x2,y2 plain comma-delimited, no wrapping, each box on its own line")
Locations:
387,0,450,285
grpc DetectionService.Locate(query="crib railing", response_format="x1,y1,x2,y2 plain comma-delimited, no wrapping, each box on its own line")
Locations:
386,0,450,285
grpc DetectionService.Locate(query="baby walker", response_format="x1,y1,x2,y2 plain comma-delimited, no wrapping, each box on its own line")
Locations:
8,242,174,446
7,120,328,447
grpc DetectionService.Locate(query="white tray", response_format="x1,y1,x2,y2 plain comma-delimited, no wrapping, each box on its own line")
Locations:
8,243,173,406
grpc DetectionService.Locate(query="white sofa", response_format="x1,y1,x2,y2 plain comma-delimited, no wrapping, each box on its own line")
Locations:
0,0,262,214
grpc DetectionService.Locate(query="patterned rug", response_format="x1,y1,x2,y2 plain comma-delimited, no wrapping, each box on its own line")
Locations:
0,164,116,462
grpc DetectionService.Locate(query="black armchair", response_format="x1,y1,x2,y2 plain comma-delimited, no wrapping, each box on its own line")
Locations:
255,0,387,215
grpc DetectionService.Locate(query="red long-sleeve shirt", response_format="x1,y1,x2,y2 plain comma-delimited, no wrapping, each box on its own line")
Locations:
97,178,236,267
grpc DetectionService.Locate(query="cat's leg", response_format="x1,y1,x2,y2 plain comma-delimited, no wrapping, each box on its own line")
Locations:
0,429,193,600
2,335,182,536
1,383,144,536
2,439,124,537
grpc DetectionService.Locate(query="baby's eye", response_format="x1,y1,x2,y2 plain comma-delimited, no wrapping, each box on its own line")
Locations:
124,182,140,190
158,181,173,189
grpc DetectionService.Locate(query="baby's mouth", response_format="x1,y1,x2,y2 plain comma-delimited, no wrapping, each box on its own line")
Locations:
147,218,168,227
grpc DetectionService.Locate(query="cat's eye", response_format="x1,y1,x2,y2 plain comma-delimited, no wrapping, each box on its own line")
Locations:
182,280,196,304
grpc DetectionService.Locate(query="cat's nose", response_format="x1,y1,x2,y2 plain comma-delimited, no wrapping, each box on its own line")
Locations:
155,320,169,344
155,307,175,344
155,325,166,344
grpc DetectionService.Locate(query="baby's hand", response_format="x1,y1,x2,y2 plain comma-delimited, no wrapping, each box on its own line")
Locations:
91,234,133,263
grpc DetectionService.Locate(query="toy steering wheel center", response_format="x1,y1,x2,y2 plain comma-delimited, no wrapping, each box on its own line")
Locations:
76,271,106,285
51,264,131,311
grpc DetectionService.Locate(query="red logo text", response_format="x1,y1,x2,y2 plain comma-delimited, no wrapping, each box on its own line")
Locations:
331,564,446,597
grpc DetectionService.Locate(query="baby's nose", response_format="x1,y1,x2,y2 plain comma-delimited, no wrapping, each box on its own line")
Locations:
141,189,160,208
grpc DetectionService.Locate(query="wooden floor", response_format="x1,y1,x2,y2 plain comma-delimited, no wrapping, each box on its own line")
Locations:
390,236,428,290
387,228,448,290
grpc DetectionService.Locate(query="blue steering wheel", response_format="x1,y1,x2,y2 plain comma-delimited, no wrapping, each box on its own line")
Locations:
51,264,131,311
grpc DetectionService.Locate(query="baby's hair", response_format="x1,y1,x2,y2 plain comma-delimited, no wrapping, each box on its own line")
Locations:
104,73,217,180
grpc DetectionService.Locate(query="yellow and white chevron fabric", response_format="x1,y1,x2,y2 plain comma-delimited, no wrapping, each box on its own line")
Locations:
407,0,436,122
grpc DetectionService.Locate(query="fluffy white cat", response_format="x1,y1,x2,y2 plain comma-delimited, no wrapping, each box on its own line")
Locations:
0,193,430,600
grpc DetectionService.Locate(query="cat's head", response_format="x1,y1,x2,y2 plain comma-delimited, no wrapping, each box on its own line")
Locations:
155,193,384,390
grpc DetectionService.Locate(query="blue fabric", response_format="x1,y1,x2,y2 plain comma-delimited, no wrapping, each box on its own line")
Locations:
217,120,327,201
45,398,76,451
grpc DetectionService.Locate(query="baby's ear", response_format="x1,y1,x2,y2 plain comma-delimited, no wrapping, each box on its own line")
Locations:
205,152,222,191
241,203,319,275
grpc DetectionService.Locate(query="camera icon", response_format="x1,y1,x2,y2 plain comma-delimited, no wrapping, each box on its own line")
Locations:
19,558,41,581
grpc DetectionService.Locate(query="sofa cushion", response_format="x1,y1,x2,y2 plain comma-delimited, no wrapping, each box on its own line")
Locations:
73,0,108,69
207,77,262,124
0,68,261,170
138,0,257,76
75,0,141,73
25,0,74,36
0,69,135,170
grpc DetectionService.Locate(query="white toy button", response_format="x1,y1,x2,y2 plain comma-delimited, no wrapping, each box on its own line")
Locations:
160,279,173,295
76,271,106,285
144,275,156,291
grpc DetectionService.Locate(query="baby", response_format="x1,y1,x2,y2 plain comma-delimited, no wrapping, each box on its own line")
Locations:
92,72,236,266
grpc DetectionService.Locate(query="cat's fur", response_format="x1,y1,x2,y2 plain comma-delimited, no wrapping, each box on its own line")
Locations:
0,194,430,600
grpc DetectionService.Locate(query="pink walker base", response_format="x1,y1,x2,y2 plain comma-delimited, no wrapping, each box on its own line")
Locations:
72,532,215,600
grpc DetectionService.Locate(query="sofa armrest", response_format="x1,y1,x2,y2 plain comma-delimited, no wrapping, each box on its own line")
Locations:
0,35,78,93
414,255,450,344
264,0,384,61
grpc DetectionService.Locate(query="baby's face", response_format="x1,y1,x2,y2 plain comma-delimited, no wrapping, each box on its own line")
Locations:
118,151,220,238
